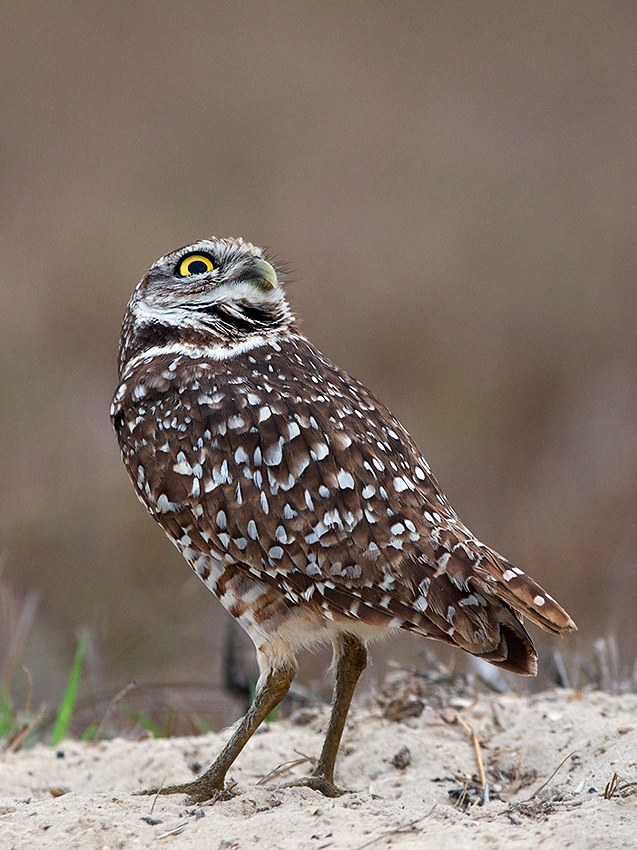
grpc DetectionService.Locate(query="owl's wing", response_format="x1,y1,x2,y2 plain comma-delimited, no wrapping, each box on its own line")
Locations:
122,339,574,670
173,341,575,653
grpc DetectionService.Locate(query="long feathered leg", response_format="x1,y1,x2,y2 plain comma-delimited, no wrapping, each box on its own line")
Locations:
286,632,367,797
136,661,296,803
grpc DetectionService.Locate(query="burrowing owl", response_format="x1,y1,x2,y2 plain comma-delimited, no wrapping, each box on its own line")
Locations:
111,238,575,801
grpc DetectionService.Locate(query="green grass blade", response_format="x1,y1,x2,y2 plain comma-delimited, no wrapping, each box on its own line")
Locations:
51,630,88,746
120,704,165,738
81,721,99,741
189,714,213,734
0,687,13,739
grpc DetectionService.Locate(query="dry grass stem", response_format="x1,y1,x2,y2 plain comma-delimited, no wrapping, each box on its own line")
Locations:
351,806,436,850
604,772,637,800
256,753,313,785
155,822,188,839
94,681,138,740
456,712,486,787
149,778,167,815
3,702,46,753
527,751,578,801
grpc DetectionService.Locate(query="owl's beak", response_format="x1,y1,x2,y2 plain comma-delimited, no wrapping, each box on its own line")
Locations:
249,258,278,291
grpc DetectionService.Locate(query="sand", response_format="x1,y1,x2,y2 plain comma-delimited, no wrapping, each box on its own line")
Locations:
1,687,635,849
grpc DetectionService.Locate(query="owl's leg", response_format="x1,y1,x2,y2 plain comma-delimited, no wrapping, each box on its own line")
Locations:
286,632,367,797
135,660,296,803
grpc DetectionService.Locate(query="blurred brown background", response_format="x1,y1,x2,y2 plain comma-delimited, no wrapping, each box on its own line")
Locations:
1,1,636,732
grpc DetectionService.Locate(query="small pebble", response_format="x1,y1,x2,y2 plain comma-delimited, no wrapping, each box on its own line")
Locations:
390,746,412,770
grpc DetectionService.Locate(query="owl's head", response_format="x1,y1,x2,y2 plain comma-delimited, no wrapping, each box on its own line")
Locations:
118,237,295,375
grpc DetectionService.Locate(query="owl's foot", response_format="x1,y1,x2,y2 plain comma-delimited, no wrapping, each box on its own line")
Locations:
283,774,350,798
134,665,297,805
134,777,237,804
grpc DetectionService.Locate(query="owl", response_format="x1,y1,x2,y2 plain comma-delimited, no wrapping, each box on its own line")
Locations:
111,238,576,801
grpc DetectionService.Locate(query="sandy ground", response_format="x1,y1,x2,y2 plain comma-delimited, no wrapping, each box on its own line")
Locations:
1,687,636,850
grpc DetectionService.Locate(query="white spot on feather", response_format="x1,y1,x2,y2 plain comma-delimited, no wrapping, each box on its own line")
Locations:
173,455,193,476
337,469,355,489
310,443,329,461
264,438,284,466
156,494,180,513
234,447,249,464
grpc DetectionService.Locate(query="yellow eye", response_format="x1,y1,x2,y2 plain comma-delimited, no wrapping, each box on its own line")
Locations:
177,253,215,277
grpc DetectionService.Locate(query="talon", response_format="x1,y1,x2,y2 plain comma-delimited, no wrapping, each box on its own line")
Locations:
284,775,351,797
134,779,236,804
